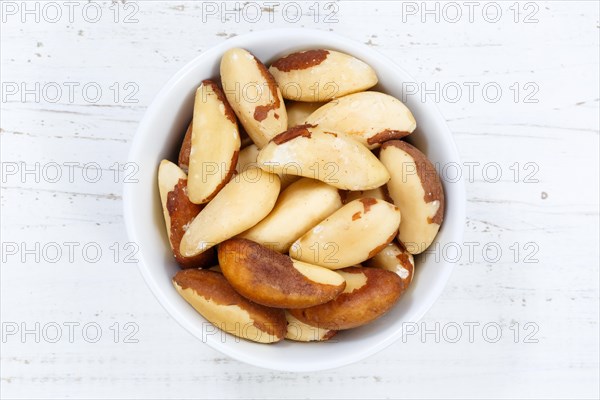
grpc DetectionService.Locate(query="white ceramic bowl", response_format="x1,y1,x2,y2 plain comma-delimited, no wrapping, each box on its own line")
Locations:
124,28,465,372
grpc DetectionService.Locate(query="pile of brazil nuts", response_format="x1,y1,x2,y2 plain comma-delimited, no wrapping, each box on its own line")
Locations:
158,48,445,344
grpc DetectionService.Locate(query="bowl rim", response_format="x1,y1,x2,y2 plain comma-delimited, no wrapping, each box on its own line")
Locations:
123,27,466,372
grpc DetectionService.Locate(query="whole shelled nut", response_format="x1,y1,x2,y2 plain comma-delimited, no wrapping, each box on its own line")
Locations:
173,269,286,343
257,124,390,190
379,140,445,254
365,242,414,292
181,118,244,173
179,168,280,257
187,80,240,204
218,238,346,309
289,266,403,330
306,91,416,149
240,178,342,253
220,48,287,148
157,160,216,269
285,311,337,342
269,49,378,102
289,198,401,269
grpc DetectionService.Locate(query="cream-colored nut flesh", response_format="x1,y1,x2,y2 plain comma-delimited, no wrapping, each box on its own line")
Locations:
218,239,346,308
289,198,401,269
179,168,280,257
158,160,188,234
285,312,336,342
286,101,324,128
306,92,416,149
257,124,390,190
236,143,298,190
338,268,368,293
289,266,403,330
379,140,445,254
220,48,287,149
365,242,414,291
236,143,261,172
269,49,377,102
173,269,286,343
187,80,240,204
157,160,216,269
343,187,387,204
240,178,342,253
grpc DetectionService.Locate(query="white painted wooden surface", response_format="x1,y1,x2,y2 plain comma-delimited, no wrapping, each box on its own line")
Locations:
1,1,599,398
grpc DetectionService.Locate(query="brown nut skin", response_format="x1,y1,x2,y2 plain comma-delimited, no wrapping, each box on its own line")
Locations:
220,48,287,149
289,267,403,330
158,160,215,269
257,124,390,190
364,241,414,293
380,140,445,254
187,80,240,204
269,49,378,102
178,121,193,172
218,238,346,309
239,125,254,148
166,179,217,269
305,92,416,149
340,186,390,204
179,168,280,257
173,269,286,343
